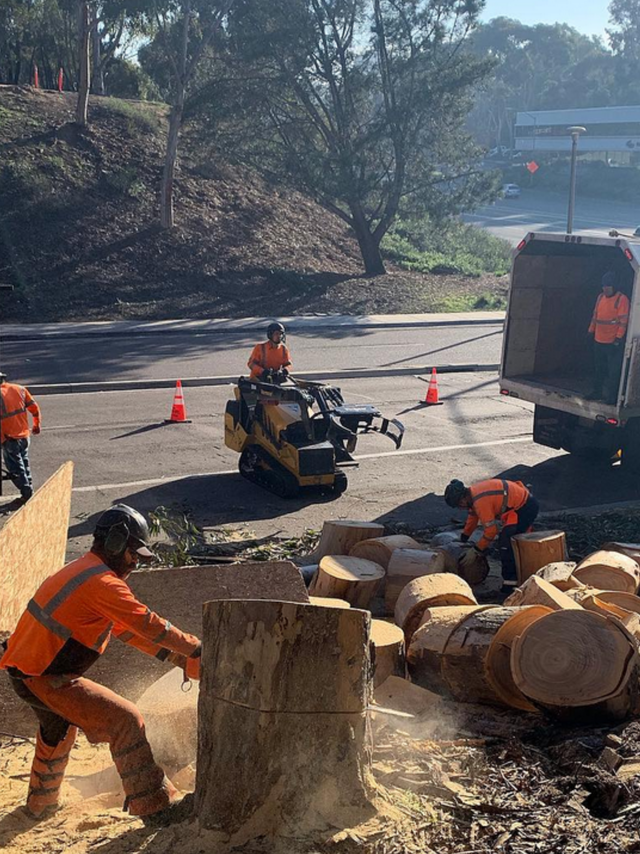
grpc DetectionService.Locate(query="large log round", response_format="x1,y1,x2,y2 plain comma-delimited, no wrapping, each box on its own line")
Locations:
371,619,405,687
504,576,583,611
441,607,539,707
511,610,640,721
310,555,385,608
574,551,640,594
394,573,477,642
485,605,553,711
433,542,490,586
511,530,567,584
407,605,490,694
196,600,374,839
598,591,640,615
312,521,385,561
385,548,446,615
601,542,640,564
349,535,422,570
564,588,640,638
535,562,580,592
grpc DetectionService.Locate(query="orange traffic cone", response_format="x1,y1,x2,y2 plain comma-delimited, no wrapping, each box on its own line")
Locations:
421,368,443,406
165,380,192,423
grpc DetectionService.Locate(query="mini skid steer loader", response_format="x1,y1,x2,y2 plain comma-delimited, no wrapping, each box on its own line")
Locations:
225,373,404,497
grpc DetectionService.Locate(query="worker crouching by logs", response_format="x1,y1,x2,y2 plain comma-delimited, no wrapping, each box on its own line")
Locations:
0,504,201,826
444,478,539,592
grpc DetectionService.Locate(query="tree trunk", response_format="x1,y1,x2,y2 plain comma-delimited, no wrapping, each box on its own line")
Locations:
394,573,477,642
511,530,567,584
350,206,386,276
91,16,105,95
349,535,422,570
309,555,385,608
196,600,374,840
312,520,385,562
160,96,184,229
574,550,640,594
76,1,91,127
504,576,584,611
511,609,640,722
385,549,446,615
371,619,405,687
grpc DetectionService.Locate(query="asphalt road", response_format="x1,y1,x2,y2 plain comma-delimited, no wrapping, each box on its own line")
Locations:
465,188,640,245
4,373,634,558
0,324,503,386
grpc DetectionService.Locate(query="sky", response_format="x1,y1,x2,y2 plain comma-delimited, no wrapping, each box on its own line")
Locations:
480,0,610,39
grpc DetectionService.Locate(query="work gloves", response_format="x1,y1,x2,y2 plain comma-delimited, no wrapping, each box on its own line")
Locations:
166,643,202,681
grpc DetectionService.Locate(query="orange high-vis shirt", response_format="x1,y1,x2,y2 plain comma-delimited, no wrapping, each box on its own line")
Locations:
588,292,630,344
0,382,40,443
248,341,292,379
462,479,530,551
0,551,200,677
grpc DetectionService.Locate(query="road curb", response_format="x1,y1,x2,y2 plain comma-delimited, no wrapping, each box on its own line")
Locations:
28,363,501,395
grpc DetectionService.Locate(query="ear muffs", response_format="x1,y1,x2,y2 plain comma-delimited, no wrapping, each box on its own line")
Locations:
103,521,130,557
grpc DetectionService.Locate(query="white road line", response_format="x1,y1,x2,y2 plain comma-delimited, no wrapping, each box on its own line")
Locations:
71,436,532,493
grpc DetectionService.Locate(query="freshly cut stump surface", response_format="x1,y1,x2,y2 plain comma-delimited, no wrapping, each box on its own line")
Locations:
574,551,640,594
310,555,385,608
598,591,640,614
504,576,583,611
535,562,580,591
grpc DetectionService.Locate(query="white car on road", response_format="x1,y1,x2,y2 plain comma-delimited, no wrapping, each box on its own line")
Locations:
502,183,521,199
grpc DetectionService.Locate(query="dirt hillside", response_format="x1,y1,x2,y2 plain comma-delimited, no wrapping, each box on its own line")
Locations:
0,86,502,322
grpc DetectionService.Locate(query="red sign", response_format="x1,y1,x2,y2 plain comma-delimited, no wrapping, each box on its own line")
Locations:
526,161,539,174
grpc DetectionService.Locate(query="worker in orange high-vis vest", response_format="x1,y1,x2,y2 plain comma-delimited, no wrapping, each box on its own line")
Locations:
588,271,630,404
0,371,41,503
0,504,201,827
247,321,292,382
444,478,539,591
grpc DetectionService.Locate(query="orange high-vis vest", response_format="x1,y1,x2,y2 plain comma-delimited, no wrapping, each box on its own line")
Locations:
462,479,530,551
588,292,630,344
0,382,40,443
0,551,200,677
248,341,292,379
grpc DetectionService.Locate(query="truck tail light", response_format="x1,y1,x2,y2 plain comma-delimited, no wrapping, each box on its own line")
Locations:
516,239,527,251
624,248,634,262
500,389,510,395
606,418,619,426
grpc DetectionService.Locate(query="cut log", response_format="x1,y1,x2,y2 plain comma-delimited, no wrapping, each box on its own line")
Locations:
407,605,490,694
196,601,374,839
485,606,553,711
371,619,406,687
312,521,385,561
574,551,640,594
504,576,583,611
511,530,567,584
432,541,489,586
563,588,640,639
310,555,385,608
385,549,446,615
598,591,640,615
602,542,640,565
349,535,422,570
394,574,477,642
309,596,351,609
441,607,545,707
535,562,580,591
511,610,640,722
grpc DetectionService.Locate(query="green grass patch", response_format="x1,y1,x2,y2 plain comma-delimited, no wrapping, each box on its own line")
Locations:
434,291,508,312
99,98,163,135
382,216,512,278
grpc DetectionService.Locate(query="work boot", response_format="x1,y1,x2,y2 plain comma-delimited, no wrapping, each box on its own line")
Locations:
142,793,195,828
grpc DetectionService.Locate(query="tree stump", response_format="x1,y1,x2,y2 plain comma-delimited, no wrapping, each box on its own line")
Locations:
309,596,351,609
349,535,422,570
407,605,489,694
312,521,385,561
385,549,446,615
574,551,640,594
394,573,477,642
535,562,580,591
511,610,640,722
371,620,405,687
504,576,583,611
196,600,374,839
511,530,567,584
441,607,541,707
310,555,385,608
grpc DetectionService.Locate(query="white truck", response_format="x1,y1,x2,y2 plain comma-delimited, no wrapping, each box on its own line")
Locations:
500,232,640,470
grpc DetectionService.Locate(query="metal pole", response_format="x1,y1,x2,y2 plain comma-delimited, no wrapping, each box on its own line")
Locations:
567,126,586,235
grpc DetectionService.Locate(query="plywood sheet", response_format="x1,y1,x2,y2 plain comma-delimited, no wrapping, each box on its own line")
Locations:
0,461,73,632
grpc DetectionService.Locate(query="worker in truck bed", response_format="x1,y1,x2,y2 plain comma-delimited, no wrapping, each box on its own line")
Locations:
0,504,200,827
444,478,539,591
587,271,630,404
248,321,292,381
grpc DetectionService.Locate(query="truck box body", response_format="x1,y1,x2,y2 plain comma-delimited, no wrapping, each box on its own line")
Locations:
500,233,640,421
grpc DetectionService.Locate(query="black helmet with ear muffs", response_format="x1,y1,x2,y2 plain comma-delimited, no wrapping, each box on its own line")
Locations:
267,321,286,342
93,504,154,560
